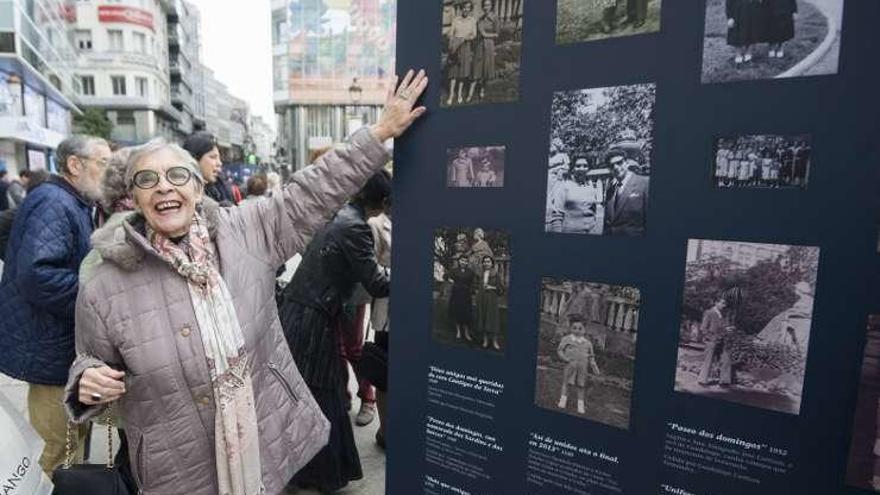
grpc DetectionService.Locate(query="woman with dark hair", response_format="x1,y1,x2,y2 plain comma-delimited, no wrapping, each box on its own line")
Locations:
182,131,234,206
447,255,476,341
446,0,478,105
279,168,394,492
475,255,504,351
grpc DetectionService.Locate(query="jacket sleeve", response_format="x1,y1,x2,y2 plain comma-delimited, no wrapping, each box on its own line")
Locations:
221,128,391,268
64,286,124,423
15,200,80,316
338,222,390,298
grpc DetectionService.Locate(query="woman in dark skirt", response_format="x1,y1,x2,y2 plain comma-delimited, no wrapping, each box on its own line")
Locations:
763,0,798,58
447,255,476,341
475,255,504,351
446,1,478,105
726,0,763,64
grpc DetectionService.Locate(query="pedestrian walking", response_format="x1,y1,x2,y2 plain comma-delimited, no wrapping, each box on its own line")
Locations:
63,70,428,495
0,135,111,475
279,169,393,493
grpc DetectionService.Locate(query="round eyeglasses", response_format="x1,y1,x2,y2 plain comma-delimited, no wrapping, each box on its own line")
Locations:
131,166,193,190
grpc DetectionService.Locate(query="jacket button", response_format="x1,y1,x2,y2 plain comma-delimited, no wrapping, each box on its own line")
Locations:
180,326,191,337
199,395,211,406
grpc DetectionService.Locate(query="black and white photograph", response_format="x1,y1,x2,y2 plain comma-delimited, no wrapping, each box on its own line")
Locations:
440,0,523,107
713,134,812,189
545,83,654,237
446,145,506,188
432,228,510,354
556,0,662,44
534,278,640,429
674,239,820,415
845,315,880,492
701,0,844,84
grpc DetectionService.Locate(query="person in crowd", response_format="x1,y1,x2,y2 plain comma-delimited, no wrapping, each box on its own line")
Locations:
279,167,394,493
449,148,474,187
468,228,494,274
340,282,378,429
446,0,478,105
603,148,649,236
726,0,763,64
243,174,269,203
557,315,601,415
5,169,32,208
447,254,476,342
475,255,504,351
0,135,111,474
792,139,809,187
762,0,797,58
63,70,428,495
474,157,497,187
472,0,499,102
626,0,649,28
547,154,604,234
0,170,9,210
779,141,794,185
367,208,392,448
697,297,733,386
182,131,234,206
715,140,732,186
0,169,49,263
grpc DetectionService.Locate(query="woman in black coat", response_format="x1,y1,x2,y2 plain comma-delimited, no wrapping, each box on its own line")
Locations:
763,0,798,58
726,0,763,64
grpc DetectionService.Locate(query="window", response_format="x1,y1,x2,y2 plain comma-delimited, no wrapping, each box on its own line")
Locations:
80,76,95,95
74,30,92,50
116,110,135,125
111,75,126,95
133,32,146,53
136,77,148,97
107,29,123,51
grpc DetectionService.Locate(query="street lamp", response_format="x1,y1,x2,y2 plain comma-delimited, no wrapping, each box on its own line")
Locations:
346,78,363,135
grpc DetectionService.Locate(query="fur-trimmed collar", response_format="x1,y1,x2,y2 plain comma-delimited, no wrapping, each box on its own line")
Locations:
88,198,222,272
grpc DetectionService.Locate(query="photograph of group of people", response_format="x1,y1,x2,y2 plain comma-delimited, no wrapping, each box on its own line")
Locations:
446,145,506,188
713,134,812,189
432,228,510,354
440,0,523,107
674,239,820,415
545,83,654,237
556,0,662,44
845,315,880,492
534,278,640,429
701,0,844,83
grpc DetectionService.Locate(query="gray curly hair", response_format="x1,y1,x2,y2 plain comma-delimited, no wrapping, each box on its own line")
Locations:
99,147,134,212
124,138,205,193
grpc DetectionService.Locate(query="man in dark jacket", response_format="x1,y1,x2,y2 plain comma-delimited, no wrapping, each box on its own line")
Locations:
279,170,391,492
603,148,649,236
0,134,110,474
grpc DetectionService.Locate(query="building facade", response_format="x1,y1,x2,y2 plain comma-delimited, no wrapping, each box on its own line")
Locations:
70,0,180,144
201,64,251,163
272,0,396,170
167,0,203,135
0,0,80,175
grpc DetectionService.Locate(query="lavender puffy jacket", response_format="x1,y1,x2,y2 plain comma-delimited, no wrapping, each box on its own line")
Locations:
64,128,390,495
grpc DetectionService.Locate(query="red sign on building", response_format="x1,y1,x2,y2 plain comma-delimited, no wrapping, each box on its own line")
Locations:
98,5,154,31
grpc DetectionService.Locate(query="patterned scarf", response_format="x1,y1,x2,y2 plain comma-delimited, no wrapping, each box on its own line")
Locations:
148,215,264,495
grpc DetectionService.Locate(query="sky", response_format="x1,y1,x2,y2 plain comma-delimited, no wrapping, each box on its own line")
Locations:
187,0,276,130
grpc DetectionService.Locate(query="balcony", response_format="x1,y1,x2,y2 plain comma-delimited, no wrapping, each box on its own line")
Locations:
167,30,179,48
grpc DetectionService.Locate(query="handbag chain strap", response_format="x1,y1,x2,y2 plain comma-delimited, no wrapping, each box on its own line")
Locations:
62,403,116,470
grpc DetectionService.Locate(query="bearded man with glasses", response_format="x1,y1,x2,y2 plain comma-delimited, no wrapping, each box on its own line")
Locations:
0,134,111,474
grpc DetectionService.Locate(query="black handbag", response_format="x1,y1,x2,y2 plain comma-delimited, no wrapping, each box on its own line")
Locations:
358,332,389,392
52,409,131,495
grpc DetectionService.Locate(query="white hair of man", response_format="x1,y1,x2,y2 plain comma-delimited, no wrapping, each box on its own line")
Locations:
56,135,110,176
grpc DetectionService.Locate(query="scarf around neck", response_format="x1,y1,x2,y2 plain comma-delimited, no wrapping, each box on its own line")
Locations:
148,215,264,495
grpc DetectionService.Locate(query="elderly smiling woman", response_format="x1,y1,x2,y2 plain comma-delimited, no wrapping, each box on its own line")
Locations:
63,70,428,495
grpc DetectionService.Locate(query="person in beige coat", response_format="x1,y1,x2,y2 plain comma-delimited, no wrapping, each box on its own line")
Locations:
63,70,428,495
